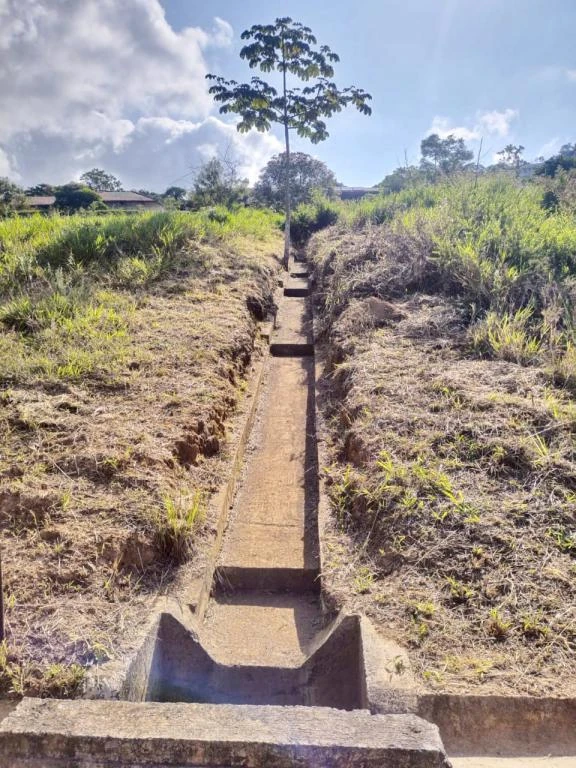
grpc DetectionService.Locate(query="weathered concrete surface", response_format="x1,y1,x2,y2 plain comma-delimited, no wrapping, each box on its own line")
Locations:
0,698,450,767
284,277,309,297
416,695,576,757
201,592,322,666
217,355,319,589
270,296,314,356
452,760,576,767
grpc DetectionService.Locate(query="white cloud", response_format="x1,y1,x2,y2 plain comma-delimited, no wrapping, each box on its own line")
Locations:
478,109,518,138
0,0,280,188
566,69,576,82
537,137,561,158
428,109,519,143
429,116,480,142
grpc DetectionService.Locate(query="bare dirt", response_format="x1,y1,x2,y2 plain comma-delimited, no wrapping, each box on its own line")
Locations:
0,247,279,695
311,227,576,697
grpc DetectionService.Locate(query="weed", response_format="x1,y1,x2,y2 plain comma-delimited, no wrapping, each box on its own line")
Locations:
486,609,512,641
154,490,205,562
353,566,374,594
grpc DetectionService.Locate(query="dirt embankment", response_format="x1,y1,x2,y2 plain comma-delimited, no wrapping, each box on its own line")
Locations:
311,226,576,697
0,247,279,697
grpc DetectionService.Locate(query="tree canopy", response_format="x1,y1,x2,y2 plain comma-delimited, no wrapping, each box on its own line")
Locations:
254,152,337,210
0,177,24,215
79,168,122,192
207,17,371,263
189,157,248,210
54,183,102,211
420,134,474,175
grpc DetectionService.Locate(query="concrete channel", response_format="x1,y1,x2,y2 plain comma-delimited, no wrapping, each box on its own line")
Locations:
1,257,574,766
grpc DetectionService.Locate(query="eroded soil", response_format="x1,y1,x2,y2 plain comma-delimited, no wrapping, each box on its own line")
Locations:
0,247,279,695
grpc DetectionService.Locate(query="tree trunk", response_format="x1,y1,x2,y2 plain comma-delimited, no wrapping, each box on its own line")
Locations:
282,50,291,271
283,120,291,270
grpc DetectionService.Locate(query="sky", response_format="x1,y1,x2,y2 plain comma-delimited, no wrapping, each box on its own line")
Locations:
1,0,575,191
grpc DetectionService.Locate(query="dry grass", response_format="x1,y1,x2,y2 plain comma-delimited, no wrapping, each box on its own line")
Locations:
313,226,576,697
0,233,281,697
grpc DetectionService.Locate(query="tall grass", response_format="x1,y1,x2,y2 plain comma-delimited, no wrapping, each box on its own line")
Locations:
306,173,576,376
0,207,282,384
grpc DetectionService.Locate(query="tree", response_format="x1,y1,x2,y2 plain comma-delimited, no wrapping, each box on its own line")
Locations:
25,183,55,196
207,17,371,266
420,134,474,176
54,183,102,211
79,168,122,191
164,186,187,201
0,178,25,216
497,144,525,173
378,165,425,194
254,152,337,210
189,157,248,210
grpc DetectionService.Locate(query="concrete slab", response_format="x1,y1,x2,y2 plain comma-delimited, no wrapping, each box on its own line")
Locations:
219,356,319,580
271,297,314,356
284,277,309,297
201,592,323,666
0,699,450,767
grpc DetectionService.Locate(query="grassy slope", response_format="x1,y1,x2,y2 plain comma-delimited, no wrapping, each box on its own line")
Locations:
310,175,576,696
0,208,282,697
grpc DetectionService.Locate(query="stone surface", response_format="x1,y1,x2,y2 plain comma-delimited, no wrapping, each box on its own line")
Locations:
284,277,309,297
270,297,314,356
218,356,319,582
0,699,450,767
201,592,322,666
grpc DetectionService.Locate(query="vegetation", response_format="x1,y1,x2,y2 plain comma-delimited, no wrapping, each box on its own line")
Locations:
0,207,282,695
254,152,337,211
54,183,102,212
310,172,576,695
189,157,249,210
79,168,123,192
207,16,371,264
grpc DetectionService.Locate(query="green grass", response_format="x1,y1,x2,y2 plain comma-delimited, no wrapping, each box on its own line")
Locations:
305,173,576,375
0,207,282,385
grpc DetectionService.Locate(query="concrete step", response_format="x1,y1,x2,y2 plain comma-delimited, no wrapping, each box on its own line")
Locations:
201,592,322,666
214,564,320,593
284,277,309,297
0,698,450,767
270,297,314,356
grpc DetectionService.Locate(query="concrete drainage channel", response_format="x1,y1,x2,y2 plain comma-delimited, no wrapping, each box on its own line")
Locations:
0,258,575,767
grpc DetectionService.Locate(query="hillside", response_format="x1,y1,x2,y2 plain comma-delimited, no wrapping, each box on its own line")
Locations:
0,209,282,696
310,175,576,696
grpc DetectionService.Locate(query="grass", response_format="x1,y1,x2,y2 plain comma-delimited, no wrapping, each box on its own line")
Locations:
0,206,283,696
311,172,576,696
155,490,206,562
0,207,281,386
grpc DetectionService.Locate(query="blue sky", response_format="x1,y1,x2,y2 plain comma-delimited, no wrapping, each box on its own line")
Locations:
161,0,576,184
1,0,575,189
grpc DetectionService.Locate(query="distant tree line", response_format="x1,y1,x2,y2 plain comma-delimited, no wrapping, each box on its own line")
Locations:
3,137,576,219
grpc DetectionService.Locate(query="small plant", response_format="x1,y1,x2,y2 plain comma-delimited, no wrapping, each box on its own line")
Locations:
471,307,541,365
411,600,436,619
154,490,205,562
353,565,374,594
446,576,475,603
521,613,549,640
486,608,512,641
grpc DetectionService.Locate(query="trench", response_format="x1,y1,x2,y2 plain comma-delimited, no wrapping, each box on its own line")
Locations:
120,255,369,711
